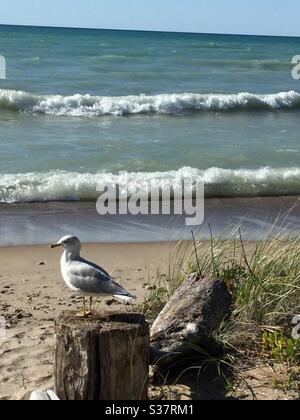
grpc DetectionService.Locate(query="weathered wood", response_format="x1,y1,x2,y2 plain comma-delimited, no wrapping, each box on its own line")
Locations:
54,311,149,400
150,274,232,368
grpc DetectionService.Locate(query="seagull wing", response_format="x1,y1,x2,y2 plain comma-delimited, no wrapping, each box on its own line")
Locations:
67,257,136,299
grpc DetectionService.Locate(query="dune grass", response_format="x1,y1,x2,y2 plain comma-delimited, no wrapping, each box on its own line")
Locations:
143,222,300,396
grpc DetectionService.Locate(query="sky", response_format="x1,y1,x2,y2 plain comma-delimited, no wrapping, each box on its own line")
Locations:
0,0,299,37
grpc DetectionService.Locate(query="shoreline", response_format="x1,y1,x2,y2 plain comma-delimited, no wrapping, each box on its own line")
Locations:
1,194,300,209
0,195,299,246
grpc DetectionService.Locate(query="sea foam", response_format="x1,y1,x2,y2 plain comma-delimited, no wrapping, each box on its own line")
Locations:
1,167,300,203
0,89,300,117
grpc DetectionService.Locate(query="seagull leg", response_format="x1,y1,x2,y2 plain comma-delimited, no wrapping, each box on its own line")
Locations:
88,297,93,315
77,297,87,317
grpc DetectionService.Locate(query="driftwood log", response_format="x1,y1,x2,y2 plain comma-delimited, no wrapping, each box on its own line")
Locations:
54,311,149,400
150,274,232,368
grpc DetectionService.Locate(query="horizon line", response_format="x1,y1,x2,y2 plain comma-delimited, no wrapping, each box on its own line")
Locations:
0,22,300,39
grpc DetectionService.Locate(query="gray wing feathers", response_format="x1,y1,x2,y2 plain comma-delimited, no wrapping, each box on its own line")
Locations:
68,259,134,297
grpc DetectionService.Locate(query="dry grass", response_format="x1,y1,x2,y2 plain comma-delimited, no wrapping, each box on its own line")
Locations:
143,222,300,398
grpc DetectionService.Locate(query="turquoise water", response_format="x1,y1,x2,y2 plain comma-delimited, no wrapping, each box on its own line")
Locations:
0,25,300,202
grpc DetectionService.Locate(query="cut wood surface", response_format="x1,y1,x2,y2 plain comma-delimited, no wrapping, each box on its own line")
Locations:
54,310,149,400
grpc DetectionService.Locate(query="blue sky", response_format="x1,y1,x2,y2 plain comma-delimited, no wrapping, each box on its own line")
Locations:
0,0,299,36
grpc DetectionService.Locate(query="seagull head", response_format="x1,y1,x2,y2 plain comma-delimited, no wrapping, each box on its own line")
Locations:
50,235,81,255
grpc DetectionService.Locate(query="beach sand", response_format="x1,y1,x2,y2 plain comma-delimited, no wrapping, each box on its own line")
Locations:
0,241,184,400
0,240,298,400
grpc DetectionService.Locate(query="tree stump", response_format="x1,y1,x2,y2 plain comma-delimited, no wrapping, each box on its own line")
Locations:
150,274,232,368
54,311,149,401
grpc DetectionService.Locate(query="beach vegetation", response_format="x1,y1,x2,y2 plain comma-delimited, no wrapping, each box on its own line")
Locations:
143,222,300,398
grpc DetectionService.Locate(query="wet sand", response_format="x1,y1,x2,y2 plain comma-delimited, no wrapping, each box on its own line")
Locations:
0,195,299,246
0,195,299,399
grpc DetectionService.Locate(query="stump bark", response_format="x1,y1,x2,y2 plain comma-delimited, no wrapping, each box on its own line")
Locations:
150,274,232,368
54,311,149,400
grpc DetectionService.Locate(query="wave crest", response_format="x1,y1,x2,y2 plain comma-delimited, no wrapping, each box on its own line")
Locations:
0,89,300,117
0,167,300,203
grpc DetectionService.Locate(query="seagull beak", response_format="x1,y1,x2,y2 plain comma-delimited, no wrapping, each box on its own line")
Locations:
50,243,60,249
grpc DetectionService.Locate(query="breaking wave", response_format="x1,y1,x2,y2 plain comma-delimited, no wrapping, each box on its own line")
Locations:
1,89,300,117
1,167,300,203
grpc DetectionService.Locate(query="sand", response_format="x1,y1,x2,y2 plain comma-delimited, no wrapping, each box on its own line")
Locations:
0,241,180,400
0,241,297,400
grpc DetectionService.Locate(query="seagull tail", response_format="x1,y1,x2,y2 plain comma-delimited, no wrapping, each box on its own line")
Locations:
113,293,137,302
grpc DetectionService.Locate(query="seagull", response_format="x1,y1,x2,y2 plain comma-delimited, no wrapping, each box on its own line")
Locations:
50,235,136,316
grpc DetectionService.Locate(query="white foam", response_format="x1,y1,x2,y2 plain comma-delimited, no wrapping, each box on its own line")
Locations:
1,167,300,203
0,89,300,116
